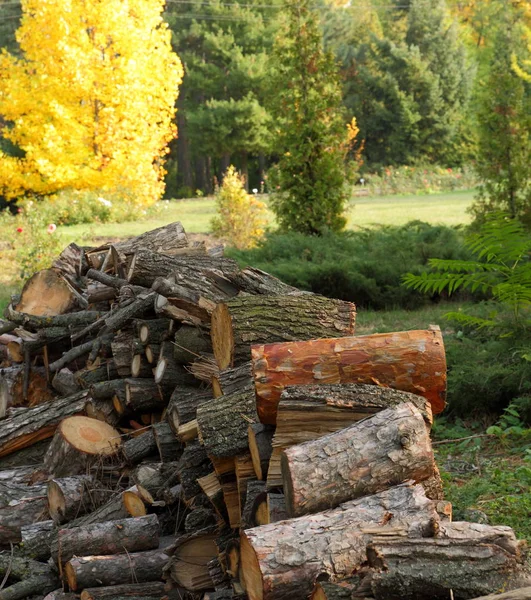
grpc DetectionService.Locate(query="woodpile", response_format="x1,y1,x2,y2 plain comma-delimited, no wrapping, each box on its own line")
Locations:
0,220,529,600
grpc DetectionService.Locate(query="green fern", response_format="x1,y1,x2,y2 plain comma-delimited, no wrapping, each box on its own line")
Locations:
403,213,531,331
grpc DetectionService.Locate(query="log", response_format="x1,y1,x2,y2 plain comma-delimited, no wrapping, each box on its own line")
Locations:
197,389,259,458
0,482,49,544
0,466,36,485
124,378,164,412
15,269,78,316
131,353,153,378
178,442,214,502
211,295,356,370
47,475,106,524
252,328,447,424
173,325,213,363
189,354,219,383
240,483,438,600
0,365,54,412
144,343,160,364
110,330,134,376
43,416,122,478
212,361,253,398
89,379,126,400
19,519,56,560
54,514,160,567
0,555,60,600
235,453,256,516
49,334,113,373
75,361,119,388
104,292,156,332
282,402,435,517
167,386,212,434
153,421,183,462
267,492,288,523
470,588,531,600
226,267,299,296
0,440,50,469
367,537,531,600
439,522,524,557
0,391,89,458
52,368,81,396
248,424,274,481
197,472,230,523
53,242,84,278
84,397,120,426
44,590,80,600
131,461,180,498
311,578,363,600
177,419,199,443
122,429,157,464
185,507,218,532
241,480,267,529
154,353,193,391
5,304,105,330
114,221,189,255
65,549,169,591
137,318,172,344
80,582,167,600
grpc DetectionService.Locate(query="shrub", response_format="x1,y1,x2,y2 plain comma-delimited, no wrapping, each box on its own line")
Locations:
211,166,267,250
227,221,472,310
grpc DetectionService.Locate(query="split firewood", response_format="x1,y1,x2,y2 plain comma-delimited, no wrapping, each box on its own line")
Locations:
197,389,259,458
248,424,274,481
267,492,288,523
43,416,122,478
167,386,212,434
212,361,253,398
177,418,199,443
241,480,266,529
53,514,160,568
367,537,531,600
189,354,219,383
0,391,89,458
47,475,108,524
153,421,183,462
79,582,168,600
136,317,172,344
281,402,435,517
0,554,60,600
14,269,80,316
252,328,447,424
211,294,356,370
64,548,170,590
198,472,230,524
235,453,255,514
19,519,56,560
177,441,214,502
240,483,438,600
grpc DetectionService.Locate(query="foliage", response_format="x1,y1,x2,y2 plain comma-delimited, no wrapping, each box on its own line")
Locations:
0,0,182,206
362,164,478,196
470,1,531,228
227,221,471,309
267,0,356,235
0,201,64,280
211,166,267,249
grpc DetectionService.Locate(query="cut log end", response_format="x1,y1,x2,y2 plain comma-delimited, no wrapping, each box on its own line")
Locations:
211,303,233,370
123,490,148,516
240,533,264,600
47,479,67,522
65,562,77,591
61,416,121,456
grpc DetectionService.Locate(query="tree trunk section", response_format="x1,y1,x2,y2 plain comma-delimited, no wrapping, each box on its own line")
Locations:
111,331,134,376
15,269,78,316
65,549,169,591
177,442,214,502
47,475,104,524
153,421,182,462
113,222,188,256
240,483,438,600
212,295,356,370
80,582,167,600
122,429,157,465
19,520,56,560
213,362,253,398
173,325,212,363
248,424,274,481
125,378,164,412
226,268,298,296
252,328,447,424
0,555,60,600
166,386,211,434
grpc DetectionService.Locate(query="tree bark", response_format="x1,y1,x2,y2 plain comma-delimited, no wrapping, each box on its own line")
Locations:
137,318,172,344
0,481,49,544
252,328,447,424
213,361,253,398
197,389,259,458
5,305,105,330
52,368,81,396
79,582,167,600
166,386,211,434
104,292,155,332
267,493,288,523
469,588,531,600
211,295,356,370
19,519,56,560
65,549,169,591
241,480,267,529
248,424,274,481
75,361,119,388
124,378,164,412
177,442,214,502
282,402,435,517
0,555,59,600
240,483,438,600
111,330,134,376
367,537,531,600
173,324,212,363
54,514,160,567
114,222,188,256
226,267,298,296
122,429,157,465
153,421,182,462
47,475,104,524
0,391,89,458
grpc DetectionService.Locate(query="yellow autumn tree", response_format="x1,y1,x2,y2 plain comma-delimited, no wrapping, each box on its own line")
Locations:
0,0,183,207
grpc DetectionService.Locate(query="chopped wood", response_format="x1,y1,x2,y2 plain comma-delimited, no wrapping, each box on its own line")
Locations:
79,582,167,600
0,554,60,600
114,221,188,255
19,519,56,560
173,324,213,363
241,480,266,529
252,328,447,424
211,294,356,370
167,386,212,434
52,368,81,396
248,424,274,481
153,421,183,462
137,317,172,344
177,442,214,502
47,475,105,524
121,428,157,464
124,378,164,412
469,588,531,600
212,362,253,398
267,492,288,523
15,269,79,316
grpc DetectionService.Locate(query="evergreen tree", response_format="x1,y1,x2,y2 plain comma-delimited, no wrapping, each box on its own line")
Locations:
471,2,531,227
268,0,353,234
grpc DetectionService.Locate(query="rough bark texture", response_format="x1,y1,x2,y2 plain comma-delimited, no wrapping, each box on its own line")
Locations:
65,549,169,590
4,306,105,330
197,390,259,458
241,480,267,529
225,268,299,296
89,379,126,400
19,519,56,560
122,429,157,464
213,362,253,398
0,554,60,600
282,402,435,517
110,330,134,376
0,391,89,458
153,421,183,462
212,295,356,370
311,579,363,600
240,484,438,600
104,292,155,332
267,493,288,523
469,588,531,600
125,378,164,412
137,317,172,344
367,538,531,600
252,328,447,424
79,582,167,600
47,475,102,524
167,386,212,433
173,325,213,363
178,442,214,502
54,514,160,566
114,222,188,255
52,368,81,397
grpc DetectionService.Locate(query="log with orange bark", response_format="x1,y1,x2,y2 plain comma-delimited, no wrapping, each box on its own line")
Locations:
251,327,446,424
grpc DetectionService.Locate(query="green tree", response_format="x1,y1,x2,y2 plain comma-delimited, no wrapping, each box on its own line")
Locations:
470,2,531,228
268,0,354,234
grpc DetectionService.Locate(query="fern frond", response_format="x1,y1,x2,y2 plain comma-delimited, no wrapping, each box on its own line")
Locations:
443,311,498,330
403,271,497,296
427,258,507,274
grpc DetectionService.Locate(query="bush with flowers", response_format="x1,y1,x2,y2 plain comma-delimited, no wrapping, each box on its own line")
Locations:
361,164,478,197
0,200,65,280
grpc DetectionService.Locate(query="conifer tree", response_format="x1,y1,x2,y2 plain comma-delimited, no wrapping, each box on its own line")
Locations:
0,0,182,206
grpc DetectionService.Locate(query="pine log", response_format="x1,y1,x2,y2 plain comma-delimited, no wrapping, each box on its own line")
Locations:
128,248,239,289
153,421,183,462
124,378,164,412
212,362,253,398
167,386,212,434
19,519,56,560
52,368,81,396
178,442,214,502
252,328,447,424
173,325,213,363
439,522,524,556
115,221,189,255
0,391,89,458
282,402,435,517
110,330,134,376
0,555,60,600
0,466,36,486
65,549,169,591
226,267,299,296
47,475,106,524
248,424,274,481
15,269,78,316
137,318,172,344
43,416,122,478
212,295,356,370
79,582,167,600
54,514,160,567
240,483,438,600
122,429,157,464
197,389,259,458
367,538,531,600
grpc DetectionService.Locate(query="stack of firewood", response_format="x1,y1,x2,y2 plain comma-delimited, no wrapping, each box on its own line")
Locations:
0,221,529,600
